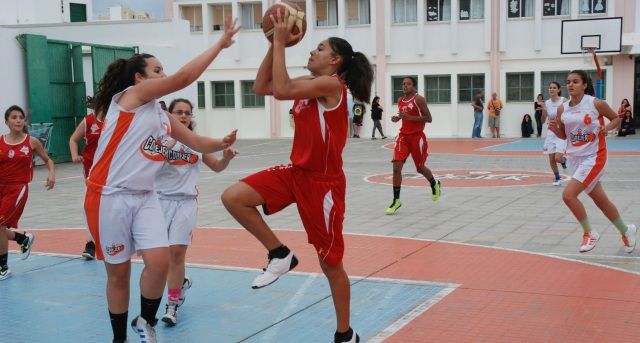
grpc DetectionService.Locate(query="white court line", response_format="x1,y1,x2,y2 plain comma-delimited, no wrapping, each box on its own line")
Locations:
476,139,523,150
367,286,457,343
261,274,320,343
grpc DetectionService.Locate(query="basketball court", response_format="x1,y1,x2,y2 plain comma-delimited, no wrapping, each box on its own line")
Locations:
2,136,640,342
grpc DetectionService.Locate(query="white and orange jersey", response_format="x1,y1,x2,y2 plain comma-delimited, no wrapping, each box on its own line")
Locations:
544,97,566,139
87,88,171,194
156,140,201,198
561,94,606,157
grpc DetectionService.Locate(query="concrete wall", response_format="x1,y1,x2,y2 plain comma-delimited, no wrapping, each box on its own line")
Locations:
0,0,93,25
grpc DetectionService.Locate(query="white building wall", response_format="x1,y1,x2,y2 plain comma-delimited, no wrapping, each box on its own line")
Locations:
0,0,93,25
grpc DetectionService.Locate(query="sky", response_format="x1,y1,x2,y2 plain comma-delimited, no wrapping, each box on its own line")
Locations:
92,0,165,19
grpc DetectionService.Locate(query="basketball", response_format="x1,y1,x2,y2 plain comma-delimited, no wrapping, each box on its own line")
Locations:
262,1,307,47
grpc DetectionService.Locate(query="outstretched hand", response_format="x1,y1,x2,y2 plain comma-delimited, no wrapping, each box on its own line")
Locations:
219,18,241,48
222,129,238,149
222,148,238,161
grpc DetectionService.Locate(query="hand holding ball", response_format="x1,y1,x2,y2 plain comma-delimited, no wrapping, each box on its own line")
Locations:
263,1,307,47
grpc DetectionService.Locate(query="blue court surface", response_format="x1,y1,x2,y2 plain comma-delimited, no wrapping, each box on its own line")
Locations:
479,139,640,152
0,254,455,343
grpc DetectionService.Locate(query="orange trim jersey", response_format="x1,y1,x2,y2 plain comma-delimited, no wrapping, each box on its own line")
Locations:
0,135,33,184
398,95,426,135
561,95,606,157
87,89,171,195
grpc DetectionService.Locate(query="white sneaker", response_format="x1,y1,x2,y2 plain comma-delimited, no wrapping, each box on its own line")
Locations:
252,251,299,289
20,233,35,260
622,224,637,254
130,315,157,343
552,179,561,186
0,266,11,281
161,303,179,326
579,231,600,253
178,276,192,306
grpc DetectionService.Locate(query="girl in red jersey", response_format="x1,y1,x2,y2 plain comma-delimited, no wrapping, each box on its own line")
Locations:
69,96,103,259
548,70,636,254
87,20,239,343
1,105,55,281
221,10,373,343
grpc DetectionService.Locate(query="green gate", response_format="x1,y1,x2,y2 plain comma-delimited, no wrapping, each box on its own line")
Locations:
19,34,136,162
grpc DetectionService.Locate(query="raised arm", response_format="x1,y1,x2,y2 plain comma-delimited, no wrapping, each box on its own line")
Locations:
68,118,86,163
253,45,274,96
167,115,236,154
123,19,240,108
30,137,55,190
202,148,238,172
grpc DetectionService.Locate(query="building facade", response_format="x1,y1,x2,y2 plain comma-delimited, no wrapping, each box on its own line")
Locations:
169,0,639,139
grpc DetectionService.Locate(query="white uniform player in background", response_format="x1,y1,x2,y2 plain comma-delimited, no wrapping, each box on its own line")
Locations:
541,81,568,186
548,70,637,254
157,99,237,326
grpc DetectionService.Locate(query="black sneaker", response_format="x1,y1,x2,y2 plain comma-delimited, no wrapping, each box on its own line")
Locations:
82,241,96,260
19,233,35,260
334,328,360,343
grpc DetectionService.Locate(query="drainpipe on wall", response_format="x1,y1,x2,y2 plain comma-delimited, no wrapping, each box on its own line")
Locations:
490,0,500,95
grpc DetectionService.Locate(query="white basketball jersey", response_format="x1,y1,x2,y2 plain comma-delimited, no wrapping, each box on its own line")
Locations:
544,97,565,140
88,88,171,194
156,140,201,198
561,95,605,157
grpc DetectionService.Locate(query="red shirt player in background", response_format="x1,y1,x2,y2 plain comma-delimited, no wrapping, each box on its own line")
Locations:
1,105,55,281
386,76,441,215
69,96,103,259
221,10,373,343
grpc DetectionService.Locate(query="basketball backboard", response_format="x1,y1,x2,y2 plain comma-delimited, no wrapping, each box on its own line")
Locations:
561,17,622,54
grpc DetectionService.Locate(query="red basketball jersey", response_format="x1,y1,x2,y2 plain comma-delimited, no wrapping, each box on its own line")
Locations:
290,77,348,175
0,135,33,184
398,95,426,135
82,113,104,176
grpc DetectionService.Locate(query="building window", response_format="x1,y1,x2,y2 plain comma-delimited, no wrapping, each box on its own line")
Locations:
540,71,570,99
316,0,338,26
211,81,235,108
70,3,87,22
459,0,484,20
424,75,451,104
393,0,418,24
543,0,569,16
181,5,203,32
426,0,451,22
506,73,534,102
241,81,265,108
197,82,205,109
457,74,484,102
579,0,606,15
211,4,232,31
346,0,370,25
241,3,263,30
391,76,417,104
508,0,533,18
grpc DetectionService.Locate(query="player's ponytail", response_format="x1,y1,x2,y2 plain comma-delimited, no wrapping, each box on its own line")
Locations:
568,70,595,97
328,37,373,103
93,53,155,121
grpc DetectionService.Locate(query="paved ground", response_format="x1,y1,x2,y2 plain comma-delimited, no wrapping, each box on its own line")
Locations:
3,136,640,342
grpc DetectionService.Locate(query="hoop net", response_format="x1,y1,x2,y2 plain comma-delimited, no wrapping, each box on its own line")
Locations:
581,47,596,67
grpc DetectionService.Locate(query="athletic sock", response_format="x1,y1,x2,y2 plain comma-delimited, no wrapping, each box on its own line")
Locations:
268,245,290,259
554,172,560,181
428,178,436,187
12,232,26,244
393,186,401,200
168,288,181,304
109,310,128,341
0,253,8,268
613,217,628,235
140,295,161,325
580,218,592,233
